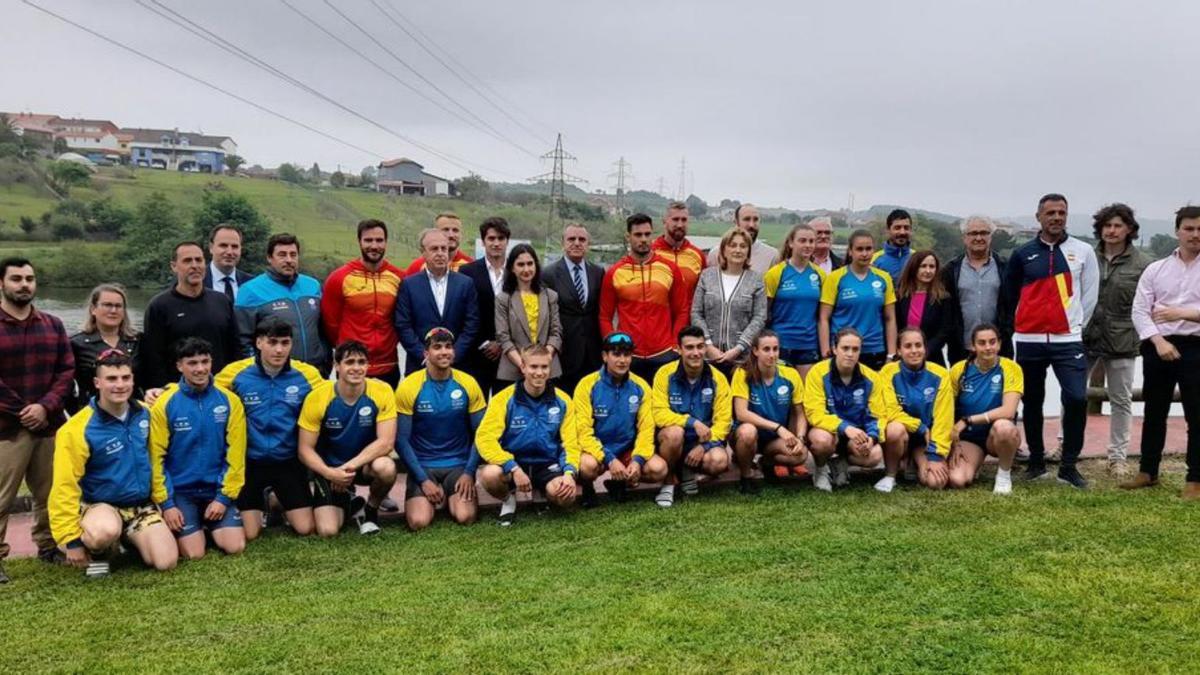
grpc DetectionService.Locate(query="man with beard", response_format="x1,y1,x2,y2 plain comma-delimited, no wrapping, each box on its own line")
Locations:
322,220,406,387
236,233,329,374
0,257,75,581
204,224,252,302
871,209,914,286
404,213,474,274
652,201,706,315
707,204,779,274
141,242,238,396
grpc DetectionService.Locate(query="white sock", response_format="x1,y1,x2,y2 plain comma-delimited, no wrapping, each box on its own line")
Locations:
874,475,896,493
994,468,1013,494
500,494,517,517
657,484,675,498
996,468,1012,481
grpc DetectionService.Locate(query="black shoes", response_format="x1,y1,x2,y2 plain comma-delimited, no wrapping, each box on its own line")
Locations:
602,479,628,503
0,563,9,584
1025,462,1049,481
738,477,761,495
1057,467,1089,490
37,548,65,565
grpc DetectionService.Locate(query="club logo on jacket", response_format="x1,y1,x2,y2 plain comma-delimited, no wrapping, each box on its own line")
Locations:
212,405,229,424
547,406,562,424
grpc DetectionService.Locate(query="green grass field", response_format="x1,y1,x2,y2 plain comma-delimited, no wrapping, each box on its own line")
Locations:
3,458,1198,673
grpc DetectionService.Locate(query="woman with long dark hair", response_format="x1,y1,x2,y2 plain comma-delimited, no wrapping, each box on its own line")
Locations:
494,244,563,383
878,327,954,492
818,230,897,371
731,330,809,491
894,250,950,366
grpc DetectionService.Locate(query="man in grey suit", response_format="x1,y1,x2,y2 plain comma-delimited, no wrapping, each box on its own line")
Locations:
542,223,604,396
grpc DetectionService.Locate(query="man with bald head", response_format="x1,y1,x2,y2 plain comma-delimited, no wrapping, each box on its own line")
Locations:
543,223,604,394
708,203,779,274
394,228,479,376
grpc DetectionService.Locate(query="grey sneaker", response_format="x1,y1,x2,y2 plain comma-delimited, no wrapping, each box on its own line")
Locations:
831,457,850,487
85,560,111,580
679,467,699,496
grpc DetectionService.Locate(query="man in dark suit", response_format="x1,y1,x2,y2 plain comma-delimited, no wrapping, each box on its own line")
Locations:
204,224,253,302
458,217,511,397
394,229,479,376
542,223,604,395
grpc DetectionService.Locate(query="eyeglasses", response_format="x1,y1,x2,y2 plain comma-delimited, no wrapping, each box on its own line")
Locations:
965,231,992,238
97,302,125,311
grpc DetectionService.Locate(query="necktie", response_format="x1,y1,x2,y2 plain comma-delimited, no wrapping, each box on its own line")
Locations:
222,276,234,302
572,264,586,305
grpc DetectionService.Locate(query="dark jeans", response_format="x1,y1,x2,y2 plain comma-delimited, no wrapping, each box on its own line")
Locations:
632,352,678,385
860,352,889,371
1016,340,1089,469
1139,337,1200,482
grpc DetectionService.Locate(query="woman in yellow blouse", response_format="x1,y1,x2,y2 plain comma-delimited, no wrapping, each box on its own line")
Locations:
495,243,564,383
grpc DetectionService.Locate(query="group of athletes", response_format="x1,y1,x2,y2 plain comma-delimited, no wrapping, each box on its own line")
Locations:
21,194,1198,580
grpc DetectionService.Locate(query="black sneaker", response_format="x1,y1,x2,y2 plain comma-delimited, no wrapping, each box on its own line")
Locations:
1057,467,1089,490
603,479,628,503
738,477,761,495
0,563,9,584
580,481,599,509
1025,463,1049,481
37,548,65,565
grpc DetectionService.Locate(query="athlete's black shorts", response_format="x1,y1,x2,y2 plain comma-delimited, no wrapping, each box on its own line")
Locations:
237,457,314,512
509,462,565,493
405,466,466,500
311,459,396,508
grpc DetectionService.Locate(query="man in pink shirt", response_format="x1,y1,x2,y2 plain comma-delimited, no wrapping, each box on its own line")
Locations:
1122,205,1200,499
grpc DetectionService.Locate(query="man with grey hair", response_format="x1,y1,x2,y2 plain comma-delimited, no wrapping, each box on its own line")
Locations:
941,215,1012,364
809,216,844,273
394,228,479,375
708,203,779,274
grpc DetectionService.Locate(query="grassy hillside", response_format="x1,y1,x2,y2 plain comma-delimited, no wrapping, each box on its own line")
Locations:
0,168,627,273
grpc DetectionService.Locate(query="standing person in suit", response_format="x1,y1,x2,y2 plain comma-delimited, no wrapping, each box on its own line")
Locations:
204,224,252,302
403,213,474,274
495,244,563,384
893,251,951,367
458,217,511,397
543,223,603,395
393,229,479,376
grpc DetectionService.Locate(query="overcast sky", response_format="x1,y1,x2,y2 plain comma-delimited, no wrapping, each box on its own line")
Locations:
4,0,1199,221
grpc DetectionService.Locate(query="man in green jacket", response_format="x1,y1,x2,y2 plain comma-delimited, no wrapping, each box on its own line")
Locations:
1083,203,1150,478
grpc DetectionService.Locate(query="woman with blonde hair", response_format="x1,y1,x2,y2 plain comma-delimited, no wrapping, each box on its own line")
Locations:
69,283,141,411
691,227,767,378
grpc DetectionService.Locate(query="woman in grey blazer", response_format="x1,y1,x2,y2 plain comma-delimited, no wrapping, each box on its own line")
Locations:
495,244,563,382
691,228,768,377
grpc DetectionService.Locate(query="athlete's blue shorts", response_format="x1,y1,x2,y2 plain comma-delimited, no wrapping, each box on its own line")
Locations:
173,491,242,538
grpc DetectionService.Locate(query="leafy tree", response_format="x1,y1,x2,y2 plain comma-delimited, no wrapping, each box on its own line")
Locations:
329,170,346,188
558,199,605,222
685,194,708,219
49,213,86,240
309,163,322,182
277,163,305,184
47,160,92,193
122,191,183,286
223,154,245,174
88,196,133,239
19,215,36,235
192,187,271,273
53,137,69,155
455,173,491,203
1149,233,1177,258
991,229,1016,257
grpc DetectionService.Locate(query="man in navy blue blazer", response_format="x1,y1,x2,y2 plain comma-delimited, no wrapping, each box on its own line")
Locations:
203,224,253,302
394,229,479,375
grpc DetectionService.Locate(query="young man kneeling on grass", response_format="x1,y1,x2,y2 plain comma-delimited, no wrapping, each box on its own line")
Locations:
50,349,177,578
651,325,733,508
477,345,580,525
150,338,247,560
298,341,398,537
573,332,668,505
395,328,485,531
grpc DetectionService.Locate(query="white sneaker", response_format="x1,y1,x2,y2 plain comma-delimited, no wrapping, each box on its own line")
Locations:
831,457,850,487
499,494,517,526
655,484,675,508
874,475,896,493
993,468,1013,495
379,497,400,513
357,518,380,535
813,465,833,492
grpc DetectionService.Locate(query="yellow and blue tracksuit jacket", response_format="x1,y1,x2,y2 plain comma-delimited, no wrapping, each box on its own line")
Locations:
878,361,954,459
803,359,886,441
948,357,1025,438
50,401,154,548
476,382,580,475
573,368,655,466
395,368,487,482
215,357,324,463
651,360,732,451
149,379,247,510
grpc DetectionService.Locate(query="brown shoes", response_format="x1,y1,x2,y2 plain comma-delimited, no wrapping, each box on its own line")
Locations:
1119,473,1159,490
1182,482,1200,501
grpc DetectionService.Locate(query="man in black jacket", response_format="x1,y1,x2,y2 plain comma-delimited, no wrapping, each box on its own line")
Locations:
458,217,511,397
542,223,604,396
941,215,1012,364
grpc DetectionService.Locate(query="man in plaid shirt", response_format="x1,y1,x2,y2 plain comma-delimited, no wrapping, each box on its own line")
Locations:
0,257,75,583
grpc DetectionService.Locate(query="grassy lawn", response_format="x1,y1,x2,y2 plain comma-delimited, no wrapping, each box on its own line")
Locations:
3,458,1199,673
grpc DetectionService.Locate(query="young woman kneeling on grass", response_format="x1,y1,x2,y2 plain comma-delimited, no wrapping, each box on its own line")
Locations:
731,330,809,493
946,324,1024,494
803,327,887,492
878,327,955,493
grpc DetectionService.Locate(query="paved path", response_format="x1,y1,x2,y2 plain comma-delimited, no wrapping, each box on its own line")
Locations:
4,414,1189,559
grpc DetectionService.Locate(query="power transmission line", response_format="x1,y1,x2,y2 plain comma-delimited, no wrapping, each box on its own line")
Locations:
321,0,539,158
380,0,558,140
675,157,687,202
136,0,512,177
20,0,383,161
608,157,633,217
368,0,551,146
529,133,586,251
